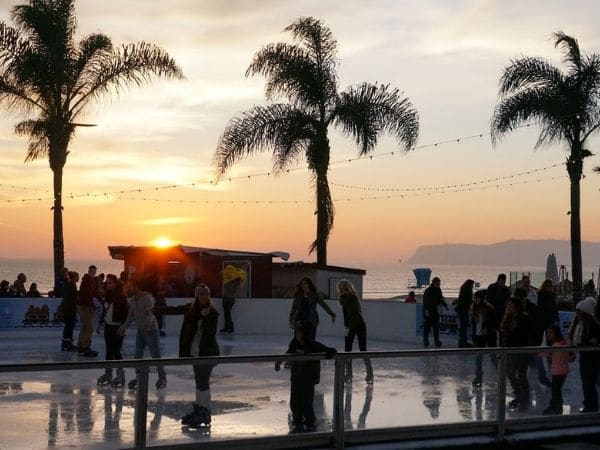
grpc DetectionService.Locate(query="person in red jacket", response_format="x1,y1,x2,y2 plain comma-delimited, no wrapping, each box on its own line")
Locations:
77,265,99,357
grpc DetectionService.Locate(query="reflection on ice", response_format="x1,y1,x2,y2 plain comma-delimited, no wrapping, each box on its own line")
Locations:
0,330,591,449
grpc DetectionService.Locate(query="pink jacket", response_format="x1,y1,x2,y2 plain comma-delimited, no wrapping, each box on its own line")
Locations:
540,340,572,376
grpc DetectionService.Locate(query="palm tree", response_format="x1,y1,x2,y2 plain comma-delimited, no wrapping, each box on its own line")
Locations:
491,32,600,304
215,17,419,267
0,0,183,283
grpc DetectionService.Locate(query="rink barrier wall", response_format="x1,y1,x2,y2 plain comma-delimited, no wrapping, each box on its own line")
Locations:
0,297,576,347
1,346,599,449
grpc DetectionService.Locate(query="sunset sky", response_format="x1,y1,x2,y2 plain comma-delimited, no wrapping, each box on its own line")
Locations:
1,0,600,267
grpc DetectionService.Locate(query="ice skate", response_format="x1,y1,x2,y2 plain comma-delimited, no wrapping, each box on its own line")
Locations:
181,404,201,426
111,370,125,388
97,371,112,386
61,340,77,352
187,406,211,428
155,376,167,390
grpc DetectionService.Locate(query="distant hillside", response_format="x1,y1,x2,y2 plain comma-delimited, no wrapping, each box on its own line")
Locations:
408,240,600,266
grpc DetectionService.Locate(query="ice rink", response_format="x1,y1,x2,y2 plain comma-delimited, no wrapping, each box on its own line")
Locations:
0,328,592,449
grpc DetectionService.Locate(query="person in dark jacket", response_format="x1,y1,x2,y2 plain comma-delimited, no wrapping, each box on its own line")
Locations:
26,282,42,297
163,284,219,427
502,297,533,410
289,277,336,341
471,289,496,387
568,297,600,413
53,267,70,299
514,286,551,386
77,265,99,357
454,279,474,348
97,274,129,387
422,277,447,348
537,279,559,331
486,273,510,346
12,273,27,297
338,279,373,383
275,321,337,433
0,280,11,297
60,271,79,351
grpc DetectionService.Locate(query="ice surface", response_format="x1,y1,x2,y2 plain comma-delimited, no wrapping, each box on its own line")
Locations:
0,329,588,449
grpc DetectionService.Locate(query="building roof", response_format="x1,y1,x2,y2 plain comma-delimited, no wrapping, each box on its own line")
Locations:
107,245,290,261
273,261,366,275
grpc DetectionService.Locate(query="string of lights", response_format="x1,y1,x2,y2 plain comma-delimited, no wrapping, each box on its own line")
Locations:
2,173,567,205
0,122,540,199
330,163,565,192
0,183,50,192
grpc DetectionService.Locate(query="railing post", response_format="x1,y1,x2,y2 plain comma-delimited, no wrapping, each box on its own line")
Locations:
333,355,345,450
496,350,507,442
134,365,149,449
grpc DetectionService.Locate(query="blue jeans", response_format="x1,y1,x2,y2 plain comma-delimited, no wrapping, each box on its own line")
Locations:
135,330,165,378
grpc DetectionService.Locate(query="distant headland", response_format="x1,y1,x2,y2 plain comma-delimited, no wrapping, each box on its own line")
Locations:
407,240,600,266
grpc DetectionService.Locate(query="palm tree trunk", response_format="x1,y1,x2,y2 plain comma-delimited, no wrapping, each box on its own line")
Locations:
52,164,65,287
315,169,333,267
567,153,583,305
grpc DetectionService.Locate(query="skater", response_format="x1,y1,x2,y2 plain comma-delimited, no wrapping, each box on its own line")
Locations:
163,284,219,428
118,275,167,390
454,279,474,347
486,273,510,346
60,271,79,352
289,277,336,341
337,279,373,383
221,265,245,334
97,275,128,388
471,289,495,387
502,297,533,410
422,277,447,348
275,321,337,433
568,296,600,413
540,325,574,414
77,265,99,357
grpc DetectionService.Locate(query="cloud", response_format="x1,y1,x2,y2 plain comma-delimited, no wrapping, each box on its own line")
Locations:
134,216,203,226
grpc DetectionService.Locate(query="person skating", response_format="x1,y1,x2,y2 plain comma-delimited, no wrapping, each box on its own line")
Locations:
471,289,495,387
540,325,575,415
454,279,474,348
568,296,600,413
486,274,510,347
289,277,336,341
118,275,167,390
161,284,220,428
502,297,533,411
77,265,99,357
275,321,337,433
60,271,79,352
97,274,128,387
422,277,447,348
337,279,373,383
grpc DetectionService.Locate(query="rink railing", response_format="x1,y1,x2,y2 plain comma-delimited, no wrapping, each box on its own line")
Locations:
1,346,600,449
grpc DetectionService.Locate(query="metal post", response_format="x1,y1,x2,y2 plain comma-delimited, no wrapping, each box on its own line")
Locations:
333,356,345,450
496,350,507,442
134,366,149,449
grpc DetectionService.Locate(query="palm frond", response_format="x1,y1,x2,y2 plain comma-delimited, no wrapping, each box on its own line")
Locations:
0,75,45,112
15,119,50,162
284,17,337,68
491,86,567,147
0,23,30,67
498,57,562,96
70,41,183,117
67,33,112,99
553,31,581,70
333,83,419,155
215,103,316,176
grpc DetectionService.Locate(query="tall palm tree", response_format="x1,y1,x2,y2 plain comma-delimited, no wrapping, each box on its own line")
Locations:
0,0,183,283
491,32,600,304
215,17,419,267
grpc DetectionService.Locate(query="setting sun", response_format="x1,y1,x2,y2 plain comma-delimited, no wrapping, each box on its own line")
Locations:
152,237,175,248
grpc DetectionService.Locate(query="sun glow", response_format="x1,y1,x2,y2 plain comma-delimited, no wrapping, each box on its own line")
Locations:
152,237,174,248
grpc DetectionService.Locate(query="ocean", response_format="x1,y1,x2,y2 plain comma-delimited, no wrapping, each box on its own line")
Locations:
1,258,598,299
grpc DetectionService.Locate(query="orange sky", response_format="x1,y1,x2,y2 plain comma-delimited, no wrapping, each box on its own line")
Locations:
1,0,600,266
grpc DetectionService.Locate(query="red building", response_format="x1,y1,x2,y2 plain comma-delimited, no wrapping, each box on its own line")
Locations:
108,245,289,298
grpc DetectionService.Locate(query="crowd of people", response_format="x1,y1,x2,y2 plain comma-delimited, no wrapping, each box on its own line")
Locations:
9,265,600,431
421,273,600,415
0,273,42,298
